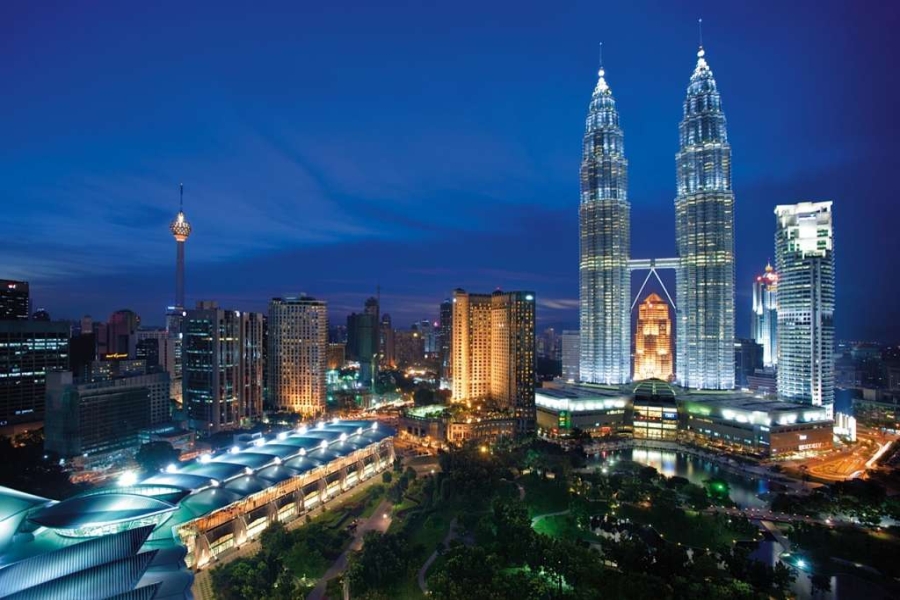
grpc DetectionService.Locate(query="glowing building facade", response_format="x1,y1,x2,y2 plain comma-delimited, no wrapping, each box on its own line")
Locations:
183,302,263,433
268,295,327,416
579,62,631,385
775,202,835,407
633,293,673,382
751,263,779,367
451,289,535,435
675,46,735,390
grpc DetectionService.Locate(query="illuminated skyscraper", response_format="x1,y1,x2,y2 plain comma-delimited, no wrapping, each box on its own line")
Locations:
452,289,535,435
268,295,327,415
579,56,631,385
775,202,834,407
751,263,779,367
0,279,29,321
183,301,263,433
675,43,735,390
439,299,452,382
633,293,673,381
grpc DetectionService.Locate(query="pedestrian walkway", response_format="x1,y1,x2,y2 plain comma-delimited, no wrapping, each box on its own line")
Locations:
306,499,393,600
417,516,457,594
191,474,386,600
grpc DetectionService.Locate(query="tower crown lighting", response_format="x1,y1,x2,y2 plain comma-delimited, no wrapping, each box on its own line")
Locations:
170,184,192,242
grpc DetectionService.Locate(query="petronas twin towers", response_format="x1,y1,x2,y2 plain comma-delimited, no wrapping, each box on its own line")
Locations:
579,44,735,390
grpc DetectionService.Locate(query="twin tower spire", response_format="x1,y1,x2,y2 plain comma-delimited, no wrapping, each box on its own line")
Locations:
579,33,736,390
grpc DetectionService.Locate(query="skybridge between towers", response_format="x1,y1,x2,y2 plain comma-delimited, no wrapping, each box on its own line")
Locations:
628,258,679,312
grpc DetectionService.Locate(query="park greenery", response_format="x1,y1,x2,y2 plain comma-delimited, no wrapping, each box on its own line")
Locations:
340,441,793,600
209,436,900,600
210,483,385,599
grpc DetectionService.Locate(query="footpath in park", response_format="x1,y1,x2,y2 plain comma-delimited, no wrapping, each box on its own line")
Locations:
306,499,394,600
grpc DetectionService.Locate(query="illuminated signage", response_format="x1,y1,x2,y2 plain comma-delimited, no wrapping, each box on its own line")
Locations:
104,353,128,360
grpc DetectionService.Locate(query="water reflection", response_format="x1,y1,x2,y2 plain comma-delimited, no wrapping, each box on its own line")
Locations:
599,449,772,508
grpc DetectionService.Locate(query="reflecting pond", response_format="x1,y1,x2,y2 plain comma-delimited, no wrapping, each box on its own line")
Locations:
594,448,772,508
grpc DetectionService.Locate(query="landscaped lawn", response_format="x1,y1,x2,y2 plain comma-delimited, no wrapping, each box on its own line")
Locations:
533,513,594,542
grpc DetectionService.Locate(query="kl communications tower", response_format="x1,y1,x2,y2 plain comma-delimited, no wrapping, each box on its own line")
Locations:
167,184,191,406
170,183,192,309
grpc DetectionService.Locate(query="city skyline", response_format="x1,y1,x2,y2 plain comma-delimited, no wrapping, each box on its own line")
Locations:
2,2,898,341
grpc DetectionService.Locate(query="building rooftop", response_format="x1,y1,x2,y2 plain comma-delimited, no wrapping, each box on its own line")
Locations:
1,420,393,557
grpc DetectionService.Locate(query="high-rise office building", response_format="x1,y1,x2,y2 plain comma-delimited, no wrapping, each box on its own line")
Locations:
45,370,168,458
327,342,346,370
0,321,69,426
104,309,140,358
418,320,438,355
183,302,263,433
268,296,327,416
579,58,631,385
561,331,580,383
734,338,764,389
380,313,395,368
775,202,835,407
451,289,536,435
0,280,29,321
751,263,779,367
394,326,425,369
136,328,178,404
347,303,378,387
633,294,673,382
439,299,453,381
537,328,561,361
675,44,735,390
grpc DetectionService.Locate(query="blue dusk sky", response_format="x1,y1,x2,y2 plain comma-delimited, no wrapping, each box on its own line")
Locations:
2,1,897,339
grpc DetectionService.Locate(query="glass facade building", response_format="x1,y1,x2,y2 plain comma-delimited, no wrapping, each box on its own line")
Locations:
579,64,631,385
561,330,580,383
775,202,835,407
675,46,735,390
183,302,264,433
751,264,779,367
0,320,69,425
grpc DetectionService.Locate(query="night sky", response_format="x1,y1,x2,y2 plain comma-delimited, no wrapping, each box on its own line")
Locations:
2,1,897,340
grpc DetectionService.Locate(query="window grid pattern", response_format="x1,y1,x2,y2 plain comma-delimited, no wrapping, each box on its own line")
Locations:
675,49,735,390
579,67,631,385
774,202,834,407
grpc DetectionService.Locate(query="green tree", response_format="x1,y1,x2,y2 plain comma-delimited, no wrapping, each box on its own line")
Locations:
430,544,500,600
347,532,412,595
134,441,180,474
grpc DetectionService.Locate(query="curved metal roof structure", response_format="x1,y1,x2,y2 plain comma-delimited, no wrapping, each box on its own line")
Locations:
0,420,394,600
29,494,176,531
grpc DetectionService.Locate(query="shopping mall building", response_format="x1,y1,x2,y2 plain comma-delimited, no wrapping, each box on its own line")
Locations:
535,380,832,457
